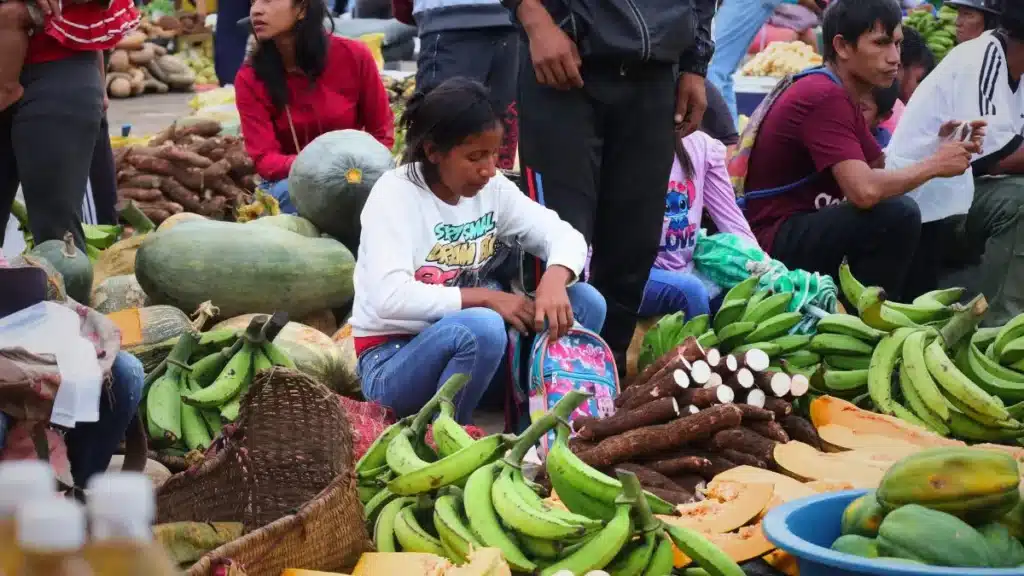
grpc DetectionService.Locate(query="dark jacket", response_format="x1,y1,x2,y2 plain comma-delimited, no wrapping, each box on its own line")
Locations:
506,0,715,76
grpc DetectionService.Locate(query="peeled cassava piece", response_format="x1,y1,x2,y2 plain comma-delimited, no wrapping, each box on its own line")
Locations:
135,220,355,319
213,314,358,395
288,129,394,252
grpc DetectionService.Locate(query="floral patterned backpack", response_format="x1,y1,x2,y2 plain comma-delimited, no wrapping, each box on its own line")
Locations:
525,325,619,459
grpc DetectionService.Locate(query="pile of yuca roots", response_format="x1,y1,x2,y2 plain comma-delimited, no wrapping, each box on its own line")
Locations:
108,31,196,98
359,379,753,575
114,119,257,224
568,336,822,506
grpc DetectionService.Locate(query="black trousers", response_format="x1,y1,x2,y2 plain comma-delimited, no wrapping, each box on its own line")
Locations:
517,47,677,372
903,215,964,302
89,115,119,226
416,27,520,170
771,196,923,304
0,52,103,251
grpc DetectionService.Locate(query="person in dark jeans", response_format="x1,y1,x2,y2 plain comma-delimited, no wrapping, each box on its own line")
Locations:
393,0,519,169
504,0,715,374
741,0,978,303
214,0,250,88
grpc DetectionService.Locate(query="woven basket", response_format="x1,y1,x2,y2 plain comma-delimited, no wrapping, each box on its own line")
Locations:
156,368,361,531
184,473,370,576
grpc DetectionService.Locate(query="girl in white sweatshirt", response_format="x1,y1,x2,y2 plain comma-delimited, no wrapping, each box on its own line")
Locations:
350,78,606,424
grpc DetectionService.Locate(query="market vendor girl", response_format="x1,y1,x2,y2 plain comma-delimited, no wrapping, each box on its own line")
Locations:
640,131,759,319
234,0,394,213
0,0,139,111
351,78,606,424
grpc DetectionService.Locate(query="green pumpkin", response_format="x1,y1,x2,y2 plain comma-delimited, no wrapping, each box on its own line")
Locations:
28,232,92,303
831,535,879,559
840,491,888,538
877,504,993,568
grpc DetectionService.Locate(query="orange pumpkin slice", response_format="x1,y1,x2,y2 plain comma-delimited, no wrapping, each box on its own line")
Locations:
763,549,800,576
810,397,963,448
657,481,773,534
805,480,856,493
773,441,885,488
710,466,816,505
672,523,775,568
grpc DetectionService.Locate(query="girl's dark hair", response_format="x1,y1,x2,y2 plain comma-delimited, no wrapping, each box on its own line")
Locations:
250,0,334,110
673,137,695,181
871,79,901,119
399,77,502,189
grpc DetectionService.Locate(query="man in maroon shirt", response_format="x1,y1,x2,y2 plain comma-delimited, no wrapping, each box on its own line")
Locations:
743,0,979,302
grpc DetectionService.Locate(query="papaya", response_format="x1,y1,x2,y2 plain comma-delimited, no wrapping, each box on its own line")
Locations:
830,535,879,559
876,504,993,568
840,491,887,538
976,522,1024,568
999,497,1024,540
876,447,1021,523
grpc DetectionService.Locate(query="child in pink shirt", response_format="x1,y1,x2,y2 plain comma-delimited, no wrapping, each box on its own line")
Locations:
639,131,759,318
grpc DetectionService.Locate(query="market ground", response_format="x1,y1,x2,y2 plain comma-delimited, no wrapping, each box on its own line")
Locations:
108,93,194,136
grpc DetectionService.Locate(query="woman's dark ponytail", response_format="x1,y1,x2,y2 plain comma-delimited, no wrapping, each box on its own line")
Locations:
250,0,334,110
674,136,694,181
399,77,502,189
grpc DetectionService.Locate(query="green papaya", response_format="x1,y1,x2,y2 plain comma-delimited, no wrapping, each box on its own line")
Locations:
840,491,887,538
831,535,879,559
876,504,992,568
977,522,1024,568
876,447,1020,523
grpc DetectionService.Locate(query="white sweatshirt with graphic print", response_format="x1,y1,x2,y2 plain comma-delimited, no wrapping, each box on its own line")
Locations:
350,165,589,338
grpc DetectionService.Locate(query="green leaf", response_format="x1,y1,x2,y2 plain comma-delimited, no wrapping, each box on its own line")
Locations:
638,312,687,372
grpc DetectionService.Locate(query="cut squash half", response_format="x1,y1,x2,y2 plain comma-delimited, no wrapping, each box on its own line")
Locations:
657,481,773,534
710,466,815,505
672,523,775,568
773,441,885,488
804,480,856,493
810,397,963,448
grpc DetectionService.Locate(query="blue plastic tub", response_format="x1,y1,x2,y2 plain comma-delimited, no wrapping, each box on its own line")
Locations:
762,489,1024,576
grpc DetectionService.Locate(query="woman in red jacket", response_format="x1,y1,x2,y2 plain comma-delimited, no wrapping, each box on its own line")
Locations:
235,0,395,213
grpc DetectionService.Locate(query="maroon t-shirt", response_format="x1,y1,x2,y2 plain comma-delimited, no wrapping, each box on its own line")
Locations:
744,74,883,252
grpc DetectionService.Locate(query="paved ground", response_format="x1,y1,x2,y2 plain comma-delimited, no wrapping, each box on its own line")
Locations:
107,92,195,136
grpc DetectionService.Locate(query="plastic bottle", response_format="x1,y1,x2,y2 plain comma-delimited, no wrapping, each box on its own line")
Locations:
16,498,91,576
81,472,179,576
0,460,56,575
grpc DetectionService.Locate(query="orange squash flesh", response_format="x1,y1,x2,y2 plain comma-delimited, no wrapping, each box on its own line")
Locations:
810,397,962,448
657,481,773,534
805,479,856,493
763,549,800,576
772,442,885,488
710,466,816,504
671,523,775,568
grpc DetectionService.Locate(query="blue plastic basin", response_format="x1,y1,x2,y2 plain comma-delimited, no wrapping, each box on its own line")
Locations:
762,489,1024,576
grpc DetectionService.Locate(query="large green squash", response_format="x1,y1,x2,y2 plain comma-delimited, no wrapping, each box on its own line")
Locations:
9,253,66,301
134,220,355,319
876,504,993,567
288,129,394,252
28,231,92,303
248,214,320,238
876,446,1021,523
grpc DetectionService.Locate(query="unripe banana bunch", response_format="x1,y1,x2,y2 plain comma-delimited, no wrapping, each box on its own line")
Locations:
830,259,1024,442
712,276,819,373
904,5,957,62
143,313,295,455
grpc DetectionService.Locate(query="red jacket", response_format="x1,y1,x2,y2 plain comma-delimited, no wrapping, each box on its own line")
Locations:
393,0,414,25
235,35,396,182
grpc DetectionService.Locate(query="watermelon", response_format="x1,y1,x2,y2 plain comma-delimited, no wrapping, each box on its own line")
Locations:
288,129,394,252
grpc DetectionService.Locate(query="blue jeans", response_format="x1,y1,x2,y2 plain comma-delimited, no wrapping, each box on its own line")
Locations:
264,180,297,215
638,268,711,319
358,283,607,424
708,0,785,125
64,352,144,487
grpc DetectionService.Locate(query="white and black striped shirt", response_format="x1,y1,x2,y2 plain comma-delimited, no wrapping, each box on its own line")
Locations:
887,30,1024,223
